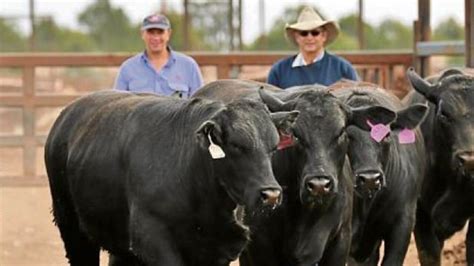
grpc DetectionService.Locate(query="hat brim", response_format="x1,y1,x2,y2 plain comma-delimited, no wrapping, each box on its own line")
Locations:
285,21,339,46
141,24,170,31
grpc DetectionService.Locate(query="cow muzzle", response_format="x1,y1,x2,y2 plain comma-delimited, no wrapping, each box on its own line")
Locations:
355,170,385,198
305,175,334,197
455,150,474,179
259,188,282,208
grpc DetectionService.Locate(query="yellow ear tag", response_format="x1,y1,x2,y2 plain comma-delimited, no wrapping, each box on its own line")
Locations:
208,134,225,159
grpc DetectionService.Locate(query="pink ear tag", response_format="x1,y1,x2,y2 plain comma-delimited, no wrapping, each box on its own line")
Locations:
277,132,295,150
398,128,416,144
367,120,390,143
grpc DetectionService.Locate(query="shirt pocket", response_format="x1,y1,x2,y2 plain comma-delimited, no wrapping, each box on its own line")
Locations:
169,83,189,98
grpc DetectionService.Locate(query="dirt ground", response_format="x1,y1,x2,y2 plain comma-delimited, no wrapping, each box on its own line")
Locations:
0,187,467,266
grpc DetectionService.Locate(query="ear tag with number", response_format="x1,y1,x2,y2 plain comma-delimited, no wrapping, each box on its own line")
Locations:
367,120,390,143
208,134,225,159
398,128,416,144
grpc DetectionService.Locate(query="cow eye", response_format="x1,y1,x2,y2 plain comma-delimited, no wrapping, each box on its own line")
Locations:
437,111,452,123
229,143,248,153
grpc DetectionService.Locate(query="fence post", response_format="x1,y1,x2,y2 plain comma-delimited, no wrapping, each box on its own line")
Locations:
23,67,36,177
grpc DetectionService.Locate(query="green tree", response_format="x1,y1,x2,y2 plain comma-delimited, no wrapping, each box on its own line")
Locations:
78,0,141,51
166,10,211,51
246,5,332,51
35,18,96,51
374,19,412,49
0,18,27,52
433,17,464,40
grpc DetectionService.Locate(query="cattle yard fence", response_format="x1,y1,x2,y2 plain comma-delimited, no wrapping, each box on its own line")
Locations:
0,51,413,186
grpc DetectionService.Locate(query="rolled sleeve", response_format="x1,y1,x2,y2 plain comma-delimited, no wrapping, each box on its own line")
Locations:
189,61,204,96
267,66,280,87
114,66,129,91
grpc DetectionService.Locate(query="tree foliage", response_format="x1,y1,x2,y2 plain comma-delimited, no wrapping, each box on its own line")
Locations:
0,1,466,53
77,0,141,51
433,17,464,41
0,18,27,52
35,18,96,51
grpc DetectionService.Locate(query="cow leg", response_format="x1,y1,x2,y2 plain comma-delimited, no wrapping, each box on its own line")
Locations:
381,214,414,266
108,254,143,266
129,211,185,265
318,226,351,266
350,228,381,264
467,219,474,265
51,191,100,265
413,207,442,266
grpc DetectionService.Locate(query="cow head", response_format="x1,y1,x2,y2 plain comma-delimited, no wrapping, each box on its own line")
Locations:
195,92,299,211
407,68,474,183
346,99,428,198
263,88,396,206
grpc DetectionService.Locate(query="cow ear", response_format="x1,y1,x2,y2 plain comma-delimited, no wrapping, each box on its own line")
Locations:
195,120,223,149
271,110,300,134
258,86,293,112
439,68,464,81
349,106,397,131
391,104,429,130
406,67,440,103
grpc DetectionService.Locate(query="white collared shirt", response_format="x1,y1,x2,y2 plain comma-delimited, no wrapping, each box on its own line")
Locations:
291,50,325,68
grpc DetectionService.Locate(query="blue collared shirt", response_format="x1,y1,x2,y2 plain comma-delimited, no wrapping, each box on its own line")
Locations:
114,49,204,98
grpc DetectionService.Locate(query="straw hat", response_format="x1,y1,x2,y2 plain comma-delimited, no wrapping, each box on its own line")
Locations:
285,6,340,46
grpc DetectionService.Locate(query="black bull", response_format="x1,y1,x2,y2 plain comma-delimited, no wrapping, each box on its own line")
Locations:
44,90,301,266
406,68,474,266
193,80,397,266
330,82,428,265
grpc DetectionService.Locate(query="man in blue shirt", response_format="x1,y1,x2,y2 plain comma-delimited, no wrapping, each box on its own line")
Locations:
268,6,358,89
114,14,203,98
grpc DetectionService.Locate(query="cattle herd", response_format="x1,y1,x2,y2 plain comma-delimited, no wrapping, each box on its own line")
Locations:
44,67,473,266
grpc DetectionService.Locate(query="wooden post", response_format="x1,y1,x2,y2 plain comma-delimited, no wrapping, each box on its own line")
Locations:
228,0,234,51
29,0,35,51
413,20,420,73
358,0,365,49
238,0,243,51
466,0,474,67
23,67,36,177
259,0,267,49
183,0,190,51
418,0,431,77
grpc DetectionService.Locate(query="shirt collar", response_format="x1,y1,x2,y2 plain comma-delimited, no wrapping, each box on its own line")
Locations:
291,50,325,68
141,46,176,68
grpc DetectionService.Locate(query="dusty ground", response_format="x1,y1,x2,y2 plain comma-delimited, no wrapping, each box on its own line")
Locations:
0,187,467,266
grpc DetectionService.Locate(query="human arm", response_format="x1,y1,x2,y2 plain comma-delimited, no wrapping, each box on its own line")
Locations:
267,64,280,87
343,63,359,81
188,60,204,96
114,65,129,91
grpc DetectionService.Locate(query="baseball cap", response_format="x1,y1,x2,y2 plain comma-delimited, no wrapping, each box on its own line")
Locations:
141,14,171,30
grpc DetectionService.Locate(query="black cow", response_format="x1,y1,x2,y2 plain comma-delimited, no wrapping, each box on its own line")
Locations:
45,90,300,266
405,68,474,266
330,82,428,265
194,80,397,266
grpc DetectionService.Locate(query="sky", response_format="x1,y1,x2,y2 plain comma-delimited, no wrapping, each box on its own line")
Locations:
0,0,465,44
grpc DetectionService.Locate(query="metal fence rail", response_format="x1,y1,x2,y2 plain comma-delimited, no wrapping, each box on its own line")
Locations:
0,51,413,186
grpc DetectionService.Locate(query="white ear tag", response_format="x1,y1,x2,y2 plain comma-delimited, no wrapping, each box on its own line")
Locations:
208,134,225,159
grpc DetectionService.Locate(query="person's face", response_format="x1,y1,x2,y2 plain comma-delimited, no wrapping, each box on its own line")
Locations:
141,28,171,54
294,27,327,54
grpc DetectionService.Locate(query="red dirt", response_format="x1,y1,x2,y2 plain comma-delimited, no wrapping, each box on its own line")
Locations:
0,187,466,266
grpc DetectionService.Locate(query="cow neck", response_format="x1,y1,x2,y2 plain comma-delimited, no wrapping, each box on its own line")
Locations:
190,146,237,215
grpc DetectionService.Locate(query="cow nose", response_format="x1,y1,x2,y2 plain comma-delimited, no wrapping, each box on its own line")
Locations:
260,188,282,207
456,151,474,171
356,171,384,191
306,176,333,196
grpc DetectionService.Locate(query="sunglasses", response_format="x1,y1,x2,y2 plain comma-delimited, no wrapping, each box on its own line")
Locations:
298,30,322,37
